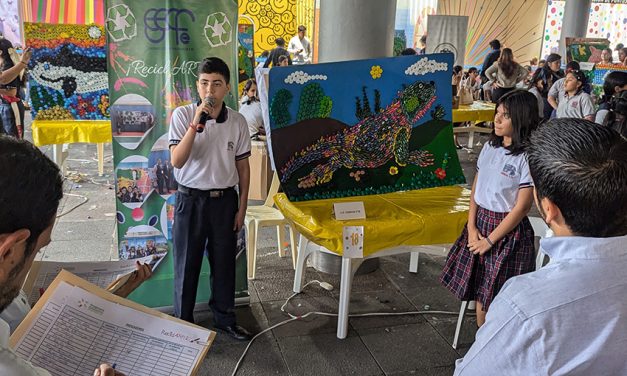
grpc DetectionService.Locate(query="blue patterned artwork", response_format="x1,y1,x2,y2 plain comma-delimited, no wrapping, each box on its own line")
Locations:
268,54,465,201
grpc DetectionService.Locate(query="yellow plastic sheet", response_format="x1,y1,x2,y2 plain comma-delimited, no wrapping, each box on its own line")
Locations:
274,186,471,257
452,101,495,123
31,120,112,146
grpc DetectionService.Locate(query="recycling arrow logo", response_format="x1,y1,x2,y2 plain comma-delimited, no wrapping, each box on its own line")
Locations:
106,4,137,42
204,12,232,47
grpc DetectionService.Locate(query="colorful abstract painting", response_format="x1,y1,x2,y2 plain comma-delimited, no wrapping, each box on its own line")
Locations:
566,37,610,64
24,22,109,120
268,54,465,202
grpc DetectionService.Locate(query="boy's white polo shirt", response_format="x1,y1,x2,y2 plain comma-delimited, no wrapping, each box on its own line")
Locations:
168,103,251,190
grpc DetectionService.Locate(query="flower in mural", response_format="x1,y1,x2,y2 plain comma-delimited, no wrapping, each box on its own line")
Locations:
349,170,365,182
389,166,398,175
88,26,102,39
370,65,383,79
434,167,446,180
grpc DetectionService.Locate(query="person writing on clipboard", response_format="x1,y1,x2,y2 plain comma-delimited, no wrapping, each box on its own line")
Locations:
0,137,151,375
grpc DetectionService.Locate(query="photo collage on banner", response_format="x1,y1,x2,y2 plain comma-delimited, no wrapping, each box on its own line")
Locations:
268,54,465,202
105,0,247,308
24,23,109,121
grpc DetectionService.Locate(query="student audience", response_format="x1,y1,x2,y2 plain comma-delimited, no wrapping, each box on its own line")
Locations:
454,118,627,375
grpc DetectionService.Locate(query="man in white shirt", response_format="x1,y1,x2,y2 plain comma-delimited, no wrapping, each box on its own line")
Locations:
0,137,123,375
454,118,627,375
288,25,312,65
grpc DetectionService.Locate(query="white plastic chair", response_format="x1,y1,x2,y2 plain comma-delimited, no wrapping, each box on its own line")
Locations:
451,217,552,349
245,172,297,279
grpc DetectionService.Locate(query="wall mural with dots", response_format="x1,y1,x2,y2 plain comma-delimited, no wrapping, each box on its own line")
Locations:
24,22,109,121
238,0,297,57
542,1,627,59
268,54,465,202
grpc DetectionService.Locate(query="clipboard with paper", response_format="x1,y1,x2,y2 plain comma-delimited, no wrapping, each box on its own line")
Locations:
11,270,214,376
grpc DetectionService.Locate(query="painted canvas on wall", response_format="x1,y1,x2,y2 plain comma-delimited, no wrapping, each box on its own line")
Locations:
24,23,109,121
565,38,610,64
268,54,465,202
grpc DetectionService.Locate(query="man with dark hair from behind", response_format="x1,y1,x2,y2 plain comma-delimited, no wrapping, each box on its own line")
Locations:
0,137,148,375
480,39,501,82
454,119,627,375
263,37,292,68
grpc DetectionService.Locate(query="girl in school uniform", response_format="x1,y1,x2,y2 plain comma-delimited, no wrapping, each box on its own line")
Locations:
440,90,538,327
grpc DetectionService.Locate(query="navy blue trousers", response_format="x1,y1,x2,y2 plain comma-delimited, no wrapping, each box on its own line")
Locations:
172,188,238,326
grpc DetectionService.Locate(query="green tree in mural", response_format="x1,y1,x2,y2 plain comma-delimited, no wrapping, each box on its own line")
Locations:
355,96,364,120
270,89,293,128
297,82,332,121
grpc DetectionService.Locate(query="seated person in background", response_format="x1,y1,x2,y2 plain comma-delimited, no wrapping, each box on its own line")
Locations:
454,118,627,375
452,65,463,97
278,55,289,67
600,48,613,64
461,67,481,99
595,71,627,125
0,137,152,375
239,79,265,137
400,48,417,56
547,61,588,113
555,70,595,122
602,88,627,138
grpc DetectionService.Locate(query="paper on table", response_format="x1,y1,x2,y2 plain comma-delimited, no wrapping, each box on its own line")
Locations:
23,254,164,307
11,270,214,376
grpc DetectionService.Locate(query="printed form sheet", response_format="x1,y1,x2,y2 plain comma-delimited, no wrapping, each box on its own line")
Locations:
23,255,164,306
11,271,213,376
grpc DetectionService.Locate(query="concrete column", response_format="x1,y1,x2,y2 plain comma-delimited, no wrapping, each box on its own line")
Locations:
318,0,397,62
558,0,591,59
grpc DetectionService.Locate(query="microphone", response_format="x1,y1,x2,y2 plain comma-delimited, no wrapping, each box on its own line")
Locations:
196,96,215,133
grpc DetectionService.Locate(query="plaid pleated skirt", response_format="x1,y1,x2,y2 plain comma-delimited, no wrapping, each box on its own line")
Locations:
440,207,535,309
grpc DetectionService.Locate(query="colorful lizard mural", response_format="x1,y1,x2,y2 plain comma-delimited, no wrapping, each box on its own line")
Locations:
280,81,437,188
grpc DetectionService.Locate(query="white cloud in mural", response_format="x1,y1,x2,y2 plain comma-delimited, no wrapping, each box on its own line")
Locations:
405,57,448,76
284,71,328,84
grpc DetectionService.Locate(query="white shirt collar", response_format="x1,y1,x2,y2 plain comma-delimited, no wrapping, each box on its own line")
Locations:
0,318,10,348
541,234,627,260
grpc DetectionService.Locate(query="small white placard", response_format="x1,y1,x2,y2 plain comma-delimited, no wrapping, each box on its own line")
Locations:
333,202,366,220
343,226,364,258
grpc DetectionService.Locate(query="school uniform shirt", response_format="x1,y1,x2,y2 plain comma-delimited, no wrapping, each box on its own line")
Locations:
0,290,31,334
454,234,627,375
168,103,251,190
1,318,50,375
548,77,565,101
474,143,533,213
555,91,595,119
239,97,264,136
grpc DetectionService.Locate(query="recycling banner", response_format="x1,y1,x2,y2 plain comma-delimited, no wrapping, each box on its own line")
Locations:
104,0,249,309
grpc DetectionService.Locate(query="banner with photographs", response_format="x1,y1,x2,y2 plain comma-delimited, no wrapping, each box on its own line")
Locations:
105,0,248,309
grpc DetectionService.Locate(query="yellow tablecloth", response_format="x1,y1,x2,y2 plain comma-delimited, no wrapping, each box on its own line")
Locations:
452,101,495,123
31,120,112,146
274,186,470,257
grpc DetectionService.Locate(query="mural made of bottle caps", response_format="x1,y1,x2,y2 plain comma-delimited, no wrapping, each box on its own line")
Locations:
24,22,109,121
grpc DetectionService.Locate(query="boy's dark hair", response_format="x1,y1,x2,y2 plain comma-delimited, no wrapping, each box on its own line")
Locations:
298,25,306,32
0,137,64,257
453,65,463,74
275,37,286,47
489,39,501,50
527,119,627,237
601,71,627,104
197,57,230,84
489,90,539,156
603,89,627,138
400,48,417,56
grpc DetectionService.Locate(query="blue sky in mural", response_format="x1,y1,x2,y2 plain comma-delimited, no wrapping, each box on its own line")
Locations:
268,53,453,128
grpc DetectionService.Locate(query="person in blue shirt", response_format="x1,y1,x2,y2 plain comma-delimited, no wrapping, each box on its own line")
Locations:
454,118,627,375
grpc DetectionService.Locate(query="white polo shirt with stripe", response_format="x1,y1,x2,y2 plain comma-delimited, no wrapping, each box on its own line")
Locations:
168,103,251,190
474,143,534,213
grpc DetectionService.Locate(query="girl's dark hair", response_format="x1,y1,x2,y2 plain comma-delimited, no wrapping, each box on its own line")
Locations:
0,38,15,71
527,69,544,90
603,89,627,138
567,70,587,95
452,65,463,75
498,48,516,78
600,71,627,105
489,89,539,155
463,67,478,79
241,78,258,104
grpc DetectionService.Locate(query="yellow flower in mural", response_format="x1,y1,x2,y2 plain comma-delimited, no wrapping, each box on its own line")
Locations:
389,166,398,175
370,65,383,79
